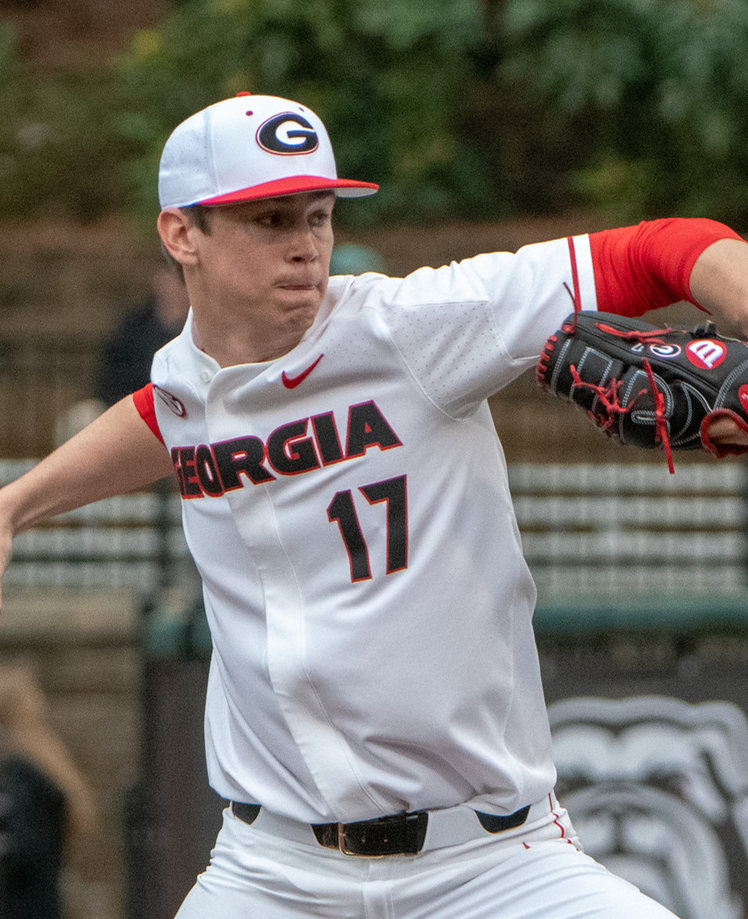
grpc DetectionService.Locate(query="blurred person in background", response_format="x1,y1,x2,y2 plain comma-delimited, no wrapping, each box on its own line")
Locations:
0,662,96,919
54,264,190,445
94,264,190,408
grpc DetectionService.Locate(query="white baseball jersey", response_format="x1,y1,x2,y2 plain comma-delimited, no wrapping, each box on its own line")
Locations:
150,234,598,824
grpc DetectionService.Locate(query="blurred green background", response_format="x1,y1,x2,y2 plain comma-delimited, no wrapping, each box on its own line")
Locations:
3,0,748,230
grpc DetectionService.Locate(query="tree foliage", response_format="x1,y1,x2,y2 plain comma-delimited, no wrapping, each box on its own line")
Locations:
498,0,748,222
0,0,747,228
113,0,492,227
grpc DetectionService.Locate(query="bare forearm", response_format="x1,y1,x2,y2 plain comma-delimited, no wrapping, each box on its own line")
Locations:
0,395,173,536
690,237,748,337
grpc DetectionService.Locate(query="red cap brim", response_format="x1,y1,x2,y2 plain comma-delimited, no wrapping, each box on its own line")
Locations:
197,175,379,205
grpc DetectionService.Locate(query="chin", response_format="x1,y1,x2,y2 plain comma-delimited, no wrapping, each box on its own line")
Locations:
285,303,318,334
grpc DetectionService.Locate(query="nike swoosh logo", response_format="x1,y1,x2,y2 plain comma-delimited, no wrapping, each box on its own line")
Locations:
281,354,324,389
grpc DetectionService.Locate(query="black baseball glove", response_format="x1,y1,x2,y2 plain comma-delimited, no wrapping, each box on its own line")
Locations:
537,310,748,470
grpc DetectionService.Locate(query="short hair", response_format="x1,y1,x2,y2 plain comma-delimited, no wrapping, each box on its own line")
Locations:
160,205,213,281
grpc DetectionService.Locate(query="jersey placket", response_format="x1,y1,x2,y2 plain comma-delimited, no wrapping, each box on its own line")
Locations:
204,368,391,819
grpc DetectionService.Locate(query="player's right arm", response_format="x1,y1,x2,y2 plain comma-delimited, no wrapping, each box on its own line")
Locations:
0,394,174,610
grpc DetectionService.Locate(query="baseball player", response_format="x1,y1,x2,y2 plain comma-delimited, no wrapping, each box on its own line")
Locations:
2,92,748,919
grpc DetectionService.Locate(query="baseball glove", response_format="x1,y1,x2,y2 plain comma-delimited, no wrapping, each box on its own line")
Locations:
536,310,748,471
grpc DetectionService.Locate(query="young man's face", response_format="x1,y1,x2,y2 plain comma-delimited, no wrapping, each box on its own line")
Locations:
189,191,336,347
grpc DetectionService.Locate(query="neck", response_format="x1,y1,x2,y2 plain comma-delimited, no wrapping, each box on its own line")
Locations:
190,303,311,366
198,323,304,366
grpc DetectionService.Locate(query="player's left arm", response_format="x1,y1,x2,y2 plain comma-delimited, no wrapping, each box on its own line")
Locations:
589,219,748,451
689,237,748,336
589,217,745,320
690,237,748,447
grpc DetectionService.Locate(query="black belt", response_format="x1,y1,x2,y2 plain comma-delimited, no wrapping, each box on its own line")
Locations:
231,801,531,856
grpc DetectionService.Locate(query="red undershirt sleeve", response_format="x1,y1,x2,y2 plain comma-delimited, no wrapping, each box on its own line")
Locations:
589,217,744,317
132,383,164,444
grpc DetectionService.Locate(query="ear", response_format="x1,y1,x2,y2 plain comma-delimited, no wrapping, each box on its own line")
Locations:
157,208,199,268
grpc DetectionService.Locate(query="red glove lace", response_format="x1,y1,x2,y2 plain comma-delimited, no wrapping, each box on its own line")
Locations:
569,322,676,474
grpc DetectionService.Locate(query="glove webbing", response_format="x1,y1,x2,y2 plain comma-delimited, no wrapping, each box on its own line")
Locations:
567,322,676,473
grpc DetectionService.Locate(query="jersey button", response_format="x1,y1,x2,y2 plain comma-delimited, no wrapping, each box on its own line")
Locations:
200,371,212,383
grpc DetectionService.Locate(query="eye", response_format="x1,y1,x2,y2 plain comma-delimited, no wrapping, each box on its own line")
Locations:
257,211,285,229
309,209,332,228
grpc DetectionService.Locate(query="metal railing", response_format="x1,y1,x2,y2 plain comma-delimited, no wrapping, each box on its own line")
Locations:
0,333,101,456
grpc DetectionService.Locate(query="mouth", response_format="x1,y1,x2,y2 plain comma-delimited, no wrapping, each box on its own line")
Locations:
277,276,320,291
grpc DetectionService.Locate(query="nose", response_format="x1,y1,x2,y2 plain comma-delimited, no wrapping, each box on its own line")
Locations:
288,224,320,263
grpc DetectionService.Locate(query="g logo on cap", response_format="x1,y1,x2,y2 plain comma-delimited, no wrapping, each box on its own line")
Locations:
257,113,319,155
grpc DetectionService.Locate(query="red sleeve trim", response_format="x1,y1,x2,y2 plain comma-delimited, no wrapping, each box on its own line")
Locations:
566,236,582,310
589,218,743,317
132,383,164,444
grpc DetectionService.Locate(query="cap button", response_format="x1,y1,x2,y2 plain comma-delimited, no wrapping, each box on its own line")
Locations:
236,91,252,97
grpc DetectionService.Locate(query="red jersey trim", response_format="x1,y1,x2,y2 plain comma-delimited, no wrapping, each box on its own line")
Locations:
589,218,743,317
566,236,582,311
132,383,164,444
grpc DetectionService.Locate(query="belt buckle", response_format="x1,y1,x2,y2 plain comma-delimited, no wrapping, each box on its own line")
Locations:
337,822,384,858
336,812,428,857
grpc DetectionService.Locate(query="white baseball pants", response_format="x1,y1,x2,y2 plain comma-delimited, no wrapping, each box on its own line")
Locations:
174,794,679,919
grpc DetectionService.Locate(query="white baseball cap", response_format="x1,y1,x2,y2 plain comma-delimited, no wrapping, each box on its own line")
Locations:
158,93,379,209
